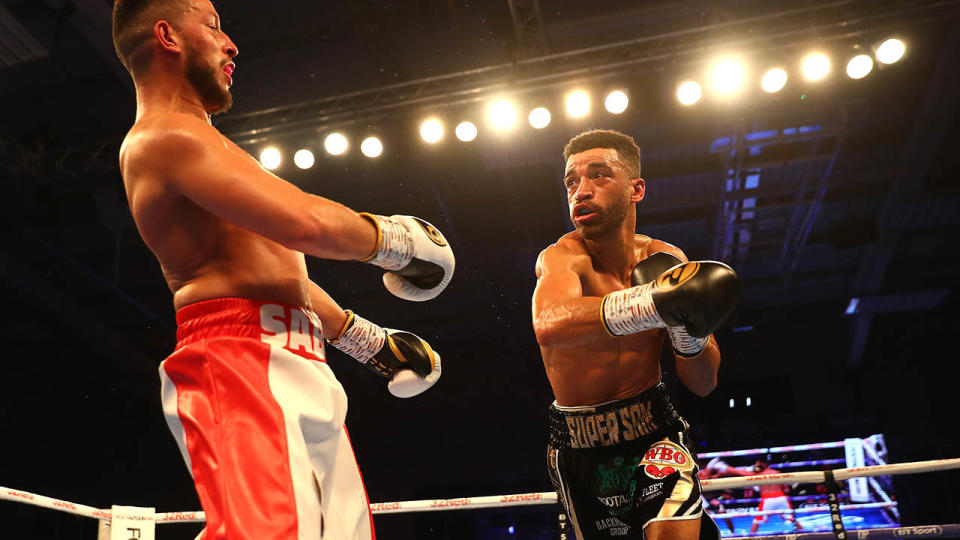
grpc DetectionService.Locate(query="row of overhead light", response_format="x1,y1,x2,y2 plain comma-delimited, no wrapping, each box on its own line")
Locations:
257,37,906,170
259,133,382,170
258,90,628,170
675,37,906,105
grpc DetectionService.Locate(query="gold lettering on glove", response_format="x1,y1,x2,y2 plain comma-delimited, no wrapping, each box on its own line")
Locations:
655,262,700,292
413,217,447,247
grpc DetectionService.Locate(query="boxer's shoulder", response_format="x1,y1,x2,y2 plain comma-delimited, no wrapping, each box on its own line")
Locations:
125,113,221,151
121,113,231,184
636,235,687,262
536,233,591,278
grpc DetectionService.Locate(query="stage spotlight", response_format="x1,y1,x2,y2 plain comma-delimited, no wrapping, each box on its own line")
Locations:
361,137,383,158
846,54,873,79
761,68,788,93
420,118,443,144
260,147,281,170
293,149,314,169
488,99,518,131
528,107,551,129
455,121,478,142
710,58,745,96
324,133,348,156
565,90,590,117
801,53,831,81
676,81,702,106
604,90,629,114
876,38,905,64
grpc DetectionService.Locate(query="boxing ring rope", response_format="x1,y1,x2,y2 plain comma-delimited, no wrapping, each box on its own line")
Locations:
2,458,957,525
697,441,848,459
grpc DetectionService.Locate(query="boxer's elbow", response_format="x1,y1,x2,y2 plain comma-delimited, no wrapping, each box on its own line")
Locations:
533,316,569,347
681,370,717,396
533,318,556,347
687,377,717,397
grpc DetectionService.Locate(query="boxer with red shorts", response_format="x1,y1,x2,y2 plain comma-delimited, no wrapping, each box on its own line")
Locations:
112,1,453,538
161,299,368,538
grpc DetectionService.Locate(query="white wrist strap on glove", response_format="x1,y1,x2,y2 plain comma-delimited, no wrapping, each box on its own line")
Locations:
327,311,386,363
668,325,709,357
601,282,666,336
359,214,414,271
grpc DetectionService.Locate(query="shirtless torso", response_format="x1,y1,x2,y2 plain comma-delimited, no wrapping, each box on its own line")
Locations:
533,135,726,539
120,113,314,311
535,231,688,406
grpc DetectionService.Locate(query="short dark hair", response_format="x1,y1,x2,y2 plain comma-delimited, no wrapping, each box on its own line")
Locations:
562,129,641,178
112,0,189,74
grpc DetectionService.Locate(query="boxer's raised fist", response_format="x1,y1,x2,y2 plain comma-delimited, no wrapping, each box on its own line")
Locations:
602,261,741,339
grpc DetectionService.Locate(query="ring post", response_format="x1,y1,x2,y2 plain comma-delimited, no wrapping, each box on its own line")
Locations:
109,505,156,540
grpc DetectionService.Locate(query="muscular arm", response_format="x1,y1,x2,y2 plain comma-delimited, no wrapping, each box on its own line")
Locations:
675,336,721,396
122,114,377,260
306,280,350,340
532,246,609,348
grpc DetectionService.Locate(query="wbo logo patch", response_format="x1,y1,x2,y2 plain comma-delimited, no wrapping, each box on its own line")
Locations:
644,464,676,479
641,440,694,479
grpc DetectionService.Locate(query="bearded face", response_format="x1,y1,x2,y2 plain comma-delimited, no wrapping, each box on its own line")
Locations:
572,189,631,240
185,43,232,115
565,148,638,241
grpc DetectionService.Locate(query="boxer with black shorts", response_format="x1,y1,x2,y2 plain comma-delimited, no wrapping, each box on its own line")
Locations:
112,1,453,538
533,129,740,539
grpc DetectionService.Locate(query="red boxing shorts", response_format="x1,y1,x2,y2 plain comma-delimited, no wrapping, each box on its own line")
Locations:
159,298,375,540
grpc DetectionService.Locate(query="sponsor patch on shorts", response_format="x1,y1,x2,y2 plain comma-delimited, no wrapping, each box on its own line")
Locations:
640,440,694,479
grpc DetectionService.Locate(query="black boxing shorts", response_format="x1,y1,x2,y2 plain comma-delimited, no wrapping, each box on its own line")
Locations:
546,382,720,539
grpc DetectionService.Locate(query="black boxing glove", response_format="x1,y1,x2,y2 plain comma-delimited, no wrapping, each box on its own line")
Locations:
601,260,741,343
631,252,713,356
327,311,441,398
631,252,684,287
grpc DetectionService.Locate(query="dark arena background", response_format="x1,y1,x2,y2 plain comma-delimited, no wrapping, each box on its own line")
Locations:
2,1,960,538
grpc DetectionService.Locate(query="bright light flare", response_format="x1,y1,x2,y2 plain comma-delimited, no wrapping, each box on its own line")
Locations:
565,90,590,117
324,133,348,155
761,68,788,93
293,149,314,169
846,54,873,79
455,121,478,141
604,90,629,114
676,81,702,106
876,38,905,64
487,99,518,131
259,147,281,170
360,137,383,158
420,118,443,144
710,59,745,96
528,107,551,129
801,53,831,81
